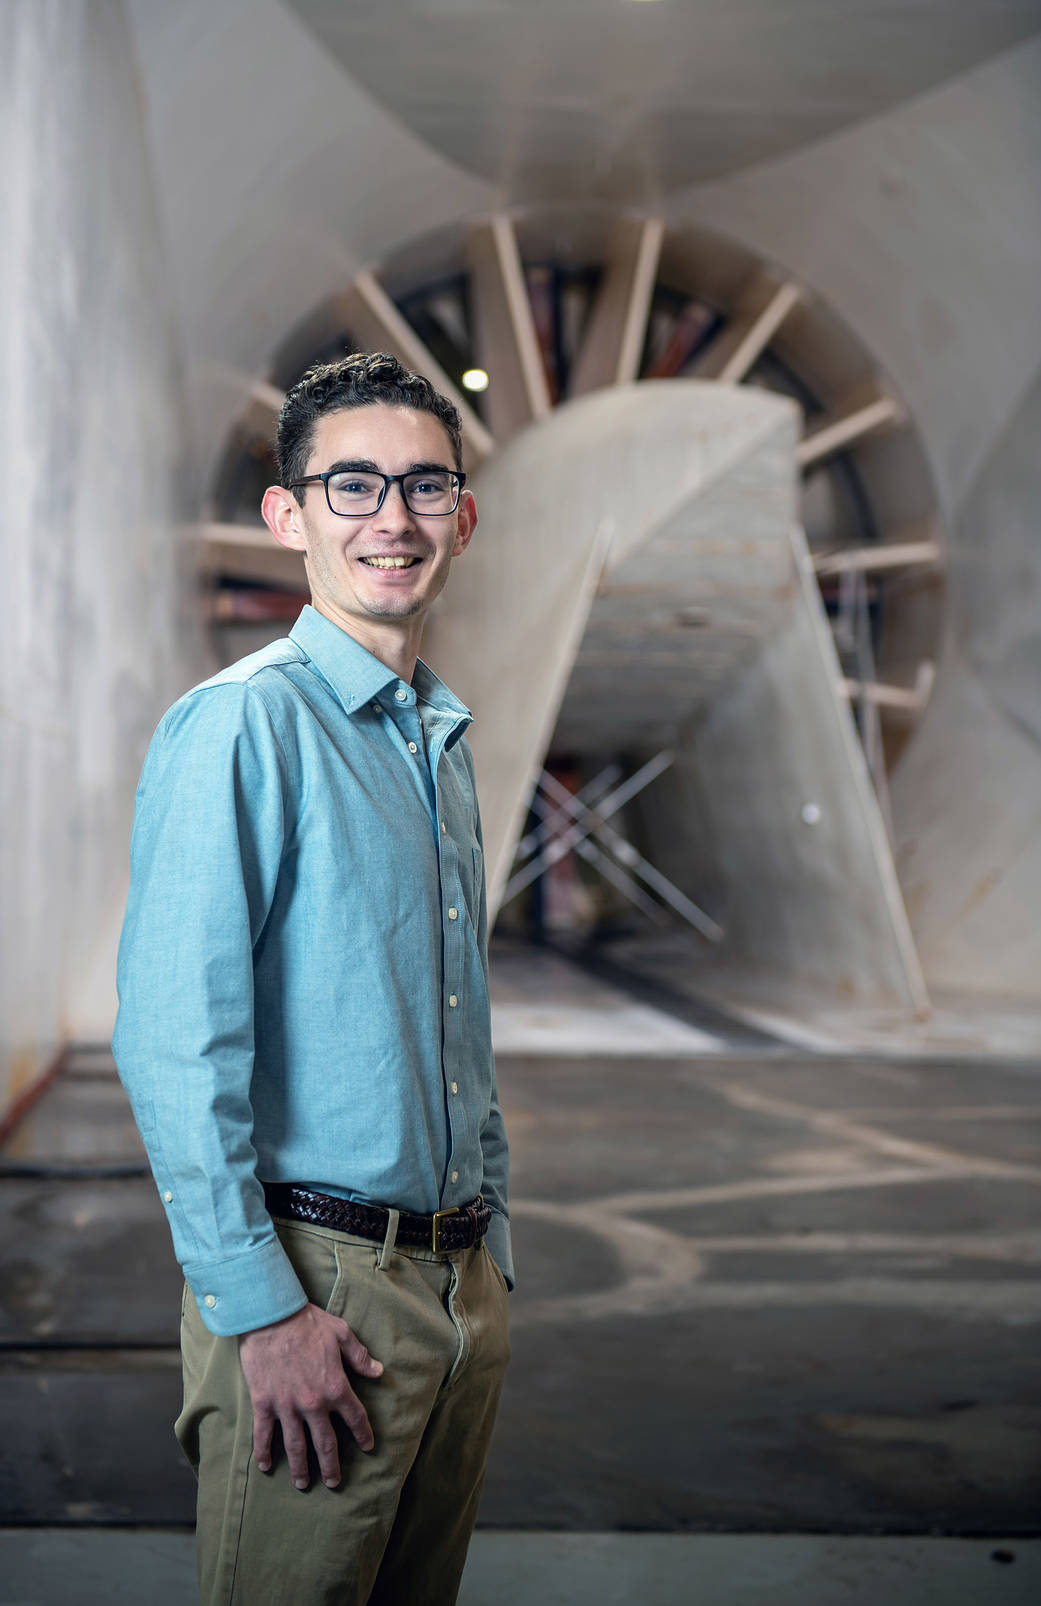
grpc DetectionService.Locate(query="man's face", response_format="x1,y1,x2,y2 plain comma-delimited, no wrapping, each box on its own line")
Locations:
266,403,475,639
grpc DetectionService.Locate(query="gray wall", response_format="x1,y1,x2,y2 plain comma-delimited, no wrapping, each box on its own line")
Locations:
3,3,1038,1100
672,36,1041,515
127,0,497,497
641,529,926,1013
670,36,1041,1000
890,368,1041,998
0,0,206,1102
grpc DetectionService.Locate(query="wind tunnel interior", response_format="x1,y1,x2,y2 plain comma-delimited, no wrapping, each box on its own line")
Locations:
3,2,1041,1595
205,210,950,1032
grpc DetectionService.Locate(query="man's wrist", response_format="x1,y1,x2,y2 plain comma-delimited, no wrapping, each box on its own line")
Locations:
185,1235,308,1336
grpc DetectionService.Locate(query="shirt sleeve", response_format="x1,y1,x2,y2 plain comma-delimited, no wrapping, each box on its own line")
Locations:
112,680,307,1336
468,763,514,1291
481,1093,514,1291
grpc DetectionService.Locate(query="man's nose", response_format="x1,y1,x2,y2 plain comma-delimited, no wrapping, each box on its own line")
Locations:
373,481,416,530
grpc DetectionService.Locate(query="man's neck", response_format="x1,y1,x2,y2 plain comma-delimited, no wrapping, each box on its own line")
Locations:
310,597,422,685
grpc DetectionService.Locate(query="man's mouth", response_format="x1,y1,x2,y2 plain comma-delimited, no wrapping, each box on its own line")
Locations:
359,555,420,569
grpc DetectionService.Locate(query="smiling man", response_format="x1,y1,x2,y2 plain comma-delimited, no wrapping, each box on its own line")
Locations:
113,352,511,1606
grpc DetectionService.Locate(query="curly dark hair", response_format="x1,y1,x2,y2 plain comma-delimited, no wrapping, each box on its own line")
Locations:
277,351,464,496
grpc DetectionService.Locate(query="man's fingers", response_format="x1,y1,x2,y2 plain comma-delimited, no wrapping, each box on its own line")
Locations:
333,1385,375,1453
240,1307,380,1486
280,1414,312,1490
306,1416,343,1488
252,1403,274,1474
335,1321,384,1378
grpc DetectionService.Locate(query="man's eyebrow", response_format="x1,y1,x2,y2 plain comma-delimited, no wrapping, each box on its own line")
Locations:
320,459,454,476
323,458,380,475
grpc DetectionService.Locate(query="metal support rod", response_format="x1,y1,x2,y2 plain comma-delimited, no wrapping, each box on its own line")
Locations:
538,768,724,942
506,751,675,897
506,752,676,899
586,749,676,820
514,763,622,862
572,838,672,926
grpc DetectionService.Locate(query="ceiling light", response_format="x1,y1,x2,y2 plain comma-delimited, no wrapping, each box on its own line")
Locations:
461,368,490,392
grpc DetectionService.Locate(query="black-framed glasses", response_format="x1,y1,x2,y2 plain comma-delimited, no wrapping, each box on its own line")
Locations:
288,468,466,518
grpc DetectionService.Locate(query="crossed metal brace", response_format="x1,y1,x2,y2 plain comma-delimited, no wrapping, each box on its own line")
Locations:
502,751,724,943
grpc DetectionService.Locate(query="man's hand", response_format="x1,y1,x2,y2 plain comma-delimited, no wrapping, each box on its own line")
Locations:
239,1302,384,1490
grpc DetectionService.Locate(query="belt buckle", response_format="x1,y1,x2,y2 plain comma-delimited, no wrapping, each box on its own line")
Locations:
431,1207,459,1252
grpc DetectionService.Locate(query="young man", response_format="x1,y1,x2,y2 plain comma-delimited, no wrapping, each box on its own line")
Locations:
114,352,511,1606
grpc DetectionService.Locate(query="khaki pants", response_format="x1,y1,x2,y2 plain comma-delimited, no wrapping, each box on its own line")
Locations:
176,1216,511,1606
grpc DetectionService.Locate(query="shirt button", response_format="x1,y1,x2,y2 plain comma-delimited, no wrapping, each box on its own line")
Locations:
451,1170,459,1183
394,688,408,702
448,994,458,1008
440,820,447,833
163,1190,173,1203
447,907,458,920
371,702,380,713
204,1294,217,1309
408,741,418,754
451,1081,458,1094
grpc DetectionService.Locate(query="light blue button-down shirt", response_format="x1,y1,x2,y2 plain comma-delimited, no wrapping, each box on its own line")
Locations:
113,605,511,1336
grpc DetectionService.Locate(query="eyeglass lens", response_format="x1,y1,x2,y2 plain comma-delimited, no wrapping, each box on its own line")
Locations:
327,470,459,516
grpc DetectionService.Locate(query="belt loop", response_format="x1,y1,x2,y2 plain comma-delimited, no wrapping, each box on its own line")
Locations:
376,1208,400,1271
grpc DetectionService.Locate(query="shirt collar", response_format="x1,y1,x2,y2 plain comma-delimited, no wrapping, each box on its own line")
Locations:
289,605,473,737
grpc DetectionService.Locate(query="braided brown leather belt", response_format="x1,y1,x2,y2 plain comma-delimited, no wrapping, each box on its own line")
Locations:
264,1181,491,1253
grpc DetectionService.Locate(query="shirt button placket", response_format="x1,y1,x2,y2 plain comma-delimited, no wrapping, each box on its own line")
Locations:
434,751,469,1200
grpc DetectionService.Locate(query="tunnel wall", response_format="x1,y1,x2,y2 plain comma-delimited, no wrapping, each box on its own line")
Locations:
425,382,800,914
50,8,1041,1020
126,0,497,498
670,36,1041,1002
0,0,206,1105
673,36,1041,515
639,528,927,1013
890,369,1041,999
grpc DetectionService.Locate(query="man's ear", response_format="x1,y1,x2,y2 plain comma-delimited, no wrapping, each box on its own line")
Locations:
452,489,477,557
262,485,308,552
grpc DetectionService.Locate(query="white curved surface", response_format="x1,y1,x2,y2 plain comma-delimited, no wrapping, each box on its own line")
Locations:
5,0,1040,1107
672,35,1041,515
424,381,797,903
1,0,208,1097
127,0,500,492
890,368,1041,998
424,382,925,1010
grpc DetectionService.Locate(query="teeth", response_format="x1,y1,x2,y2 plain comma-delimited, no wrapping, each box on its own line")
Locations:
361,555,416,569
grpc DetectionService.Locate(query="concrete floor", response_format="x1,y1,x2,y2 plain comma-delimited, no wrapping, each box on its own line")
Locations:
2,943,1040,1600
1,1529,1040,1605
590,930,1041,1061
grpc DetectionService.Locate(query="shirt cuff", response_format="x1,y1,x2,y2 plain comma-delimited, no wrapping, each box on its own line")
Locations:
183,1235,308,1336
484,1208,515,1292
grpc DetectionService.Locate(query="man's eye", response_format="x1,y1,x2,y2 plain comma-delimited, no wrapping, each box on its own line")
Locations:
333,478,371,495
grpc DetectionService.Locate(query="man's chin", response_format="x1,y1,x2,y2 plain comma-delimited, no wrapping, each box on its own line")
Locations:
360,594,427,620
